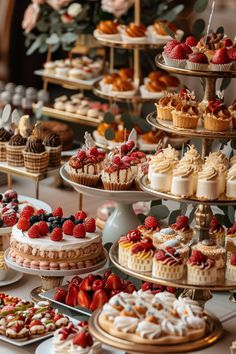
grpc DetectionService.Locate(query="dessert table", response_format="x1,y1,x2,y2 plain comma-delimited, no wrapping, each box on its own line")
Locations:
0,274,235,354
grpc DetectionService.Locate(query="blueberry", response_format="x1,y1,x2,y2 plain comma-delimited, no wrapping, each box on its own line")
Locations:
0,219,3,227
75,219,83,225
48,217,54,222
13,206,18,212
70,215,75,222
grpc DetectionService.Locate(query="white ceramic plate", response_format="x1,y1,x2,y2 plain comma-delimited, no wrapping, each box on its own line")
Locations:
0,269,23,287
36,337,123,354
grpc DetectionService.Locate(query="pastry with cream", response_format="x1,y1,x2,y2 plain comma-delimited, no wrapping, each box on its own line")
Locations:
203,100,231,131
170,216,193,244
226,165,236,199
172,101,200,129
152,246,184,280
192,240,226,269
171,162,195,197
196,165,220,200
187,249,216,285
155,93,179,120
118,229,142,266
127,237,155,272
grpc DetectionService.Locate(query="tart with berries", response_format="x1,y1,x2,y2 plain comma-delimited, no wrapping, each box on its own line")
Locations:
118,229,142,266
9,208,105,270
152,247,184,280
187,250,216,285
170,216,193,244
225,253,236,282
209,217,225,247
127,237,155,272
203,100,232,131
66,144,106,187
186,52,209,71
210,47,232,72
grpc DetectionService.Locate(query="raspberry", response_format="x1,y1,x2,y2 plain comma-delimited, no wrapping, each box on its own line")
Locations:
141,237,153,250
20,209,33,220
181,43,192,54
166,286,176,293
38,221,48,236
176,215,189,228
89,146,98,156
52,207,63,217
164,39,179,54
2,210,17,227
169,44,188,59
190,250,207,263
131,243,144,254
63,220,75,235
224,38,233,48
4,190,18,200
77,150,86,160
121,144,128,154
126,140,135,151
17,217,30,231
113,155,121,165
36,209,46,215
141,282,152,291
155,250,166,261
22,205,34,216
228,47,236,60
166,246,175,255
185,36,197,47
50,227,63,241
126,229,141,242
28,225,40,238
144,216,159,229
73,224,86,238
74,210,87,220
211,48,231,64
84,217,96,232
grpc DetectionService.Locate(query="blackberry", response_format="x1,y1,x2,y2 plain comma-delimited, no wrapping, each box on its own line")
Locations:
45,213,53,221
70,215,75,222
48,217,55,223
75,219,83,225
55,216,61,222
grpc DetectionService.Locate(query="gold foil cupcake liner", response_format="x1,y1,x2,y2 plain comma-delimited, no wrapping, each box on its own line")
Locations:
23,150,49,173
172,111,199,129
45,145,62,167
6,144,25,167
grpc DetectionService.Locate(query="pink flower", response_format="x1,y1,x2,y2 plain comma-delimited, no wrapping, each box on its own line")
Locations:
46,0,72,10
22,3,40,33
101,0,134,17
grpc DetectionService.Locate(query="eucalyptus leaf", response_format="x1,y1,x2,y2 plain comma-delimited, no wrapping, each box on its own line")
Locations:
151,200,162,207
136,119,150,133
163,24,176,39
36,20,50,32
103,112,115,124
214,213,231,227
180,202,187,215
149,205,169,220
121,112,132,123
26,36,43,55
193,0,208,13
61,32,78,44
104,242,113,252
137,213,146,223
160,4,184,22
39,43,48,53
51,43,61,52
192,19,205,38
46,33,60,45
104,128,115,141
216,26,224,34
220,77,231,91
168,209,181,225
228,206,235,224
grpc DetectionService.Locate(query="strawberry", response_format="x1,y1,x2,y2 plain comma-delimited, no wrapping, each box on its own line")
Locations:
126,229,141,242
54,288,67,303
123,282,136,294
188,52,208,64
63,220,75,235
154,250,166,261
103,269,112,278
181,43,192,54
52,207,63,218
50,227,63,241
11,323,23,333
121,144,128,154
230,253,236,266
70,275,82,287
78,320,88,328
65,283,78,307
164,39,179,54
228,47,236,61
84,218,96,233
74,210,87,220
22,205,34,216
3,210,17,227
17,217,30,231
224,38,233,48
109,289,122,297
141,282,152,291
77,290,91,309
166,286,176,293
28,225,40,238
90,289,108,311
126,140,135,151
20,209,32,219
88,274,97,283
113,155,121,165
4,190,18,200
73,224,86,238
73,331,93,348
89,146,98,156
79,277,91,291
36,209,46,215
92,279,104,292
77,150,86,160
144,216,159,229
105,274,123,291
54,314,65,322
185,36,197,47
30,320,42,327
38,221,48,236
211,48,231,64
169,44,188,59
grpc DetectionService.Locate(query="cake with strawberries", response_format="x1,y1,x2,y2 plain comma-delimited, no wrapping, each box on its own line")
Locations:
9,208,105,270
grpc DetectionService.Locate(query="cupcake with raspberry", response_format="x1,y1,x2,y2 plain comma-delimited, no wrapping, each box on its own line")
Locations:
203,100,231,132
67,145,106,186
192,240,226,269
127,237,155,272
118,229,142,266
225,253,236,282
137,215,160,238
210,48,232,72
186,52,209,71
170,216,193,244
163,43,188,68
101,155,135,190
187,250,216,285
229,99,236,129
209,217,225,247
152,246,184,280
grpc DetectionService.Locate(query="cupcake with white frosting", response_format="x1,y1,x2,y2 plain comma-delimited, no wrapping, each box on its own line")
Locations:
171,163,195,197
149,159,177,192
226,165,236,199
196,165,220,200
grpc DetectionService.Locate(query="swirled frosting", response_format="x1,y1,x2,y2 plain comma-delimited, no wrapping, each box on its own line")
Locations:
174,102,199,115
181,314,206,329
113,316,138,333
205,152,229,167
161,317,186,336
173,297,203,317
0,127,11,142
102,303,120,320
9,133,27,146
25,136,46,153
152,292,176,309
136,320,161,339
43,133,61,147
153,160,173,173
173,163,194,177
198,165,218,180
182,145,203,166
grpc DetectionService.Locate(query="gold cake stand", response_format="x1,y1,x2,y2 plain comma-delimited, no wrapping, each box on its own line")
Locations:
89,309,223,353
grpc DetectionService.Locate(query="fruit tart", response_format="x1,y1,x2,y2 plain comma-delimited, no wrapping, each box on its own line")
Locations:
203,100,231,131
155,93,179,121
152,247,184,280
170,216,193,244
209,217,225,247
96,20,120,40
128,237,155,272
122,23,147,43
186,52,209,71
225,253,236,282
187,250,216,285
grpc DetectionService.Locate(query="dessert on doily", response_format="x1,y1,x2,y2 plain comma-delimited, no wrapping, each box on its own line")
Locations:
0,293,69,340
43,56,103,81
9,207,106,270
98,291,206,344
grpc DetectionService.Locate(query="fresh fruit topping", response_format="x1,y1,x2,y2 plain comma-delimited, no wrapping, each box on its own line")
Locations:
90,289,108,311
141,237,153,250
74,210,87,220
17,217,30,231
155,250,166,261
126,229,141,242
144,216,159,230
188,52,208,63
210,216,222,231
4,190,18,200
54,288,67,303
227,222,236,234
228,47,236,61
50,227,63,241
131,242,144,254
141,282,152,291
73,331,93,348
73,224,86,238
52,207,63,218
207,99,225,114
80,277,92,291
123,282,136,293
103,269,112,278
166,246,176,255
172,215,189,230
181,43,192,54
28,225,40,238
189,250,207,264
70,275,82,287
36,209,46,215
62,220,75,235
113,155,121,165
185,36,197,47
92,279,104,292
77,290,91,308
231,253,236,266
84,217,96,232
65,283,78,307
37,221,48,236
3,210,17,227
78,320,88,328
211,47,231,64
77,150,86,160
88,274,97,284
169,44,188,59
30,320,42,327
126,140,135,151
105,274,123,290
22,205,34,216
89,146,98,156
164,39,179,54
166,286,177,293
224,38,233,48
11,323,23,333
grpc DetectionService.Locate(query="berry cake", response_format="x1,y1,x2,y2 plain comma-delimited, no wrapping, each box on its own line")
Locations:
9,208,105,270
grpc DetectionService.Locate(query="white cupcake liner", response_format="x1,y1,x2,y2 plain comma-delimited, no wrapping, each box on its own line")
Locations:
209,62,232,72
186,61,209,71
93,29,121,41
162,53,186,68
